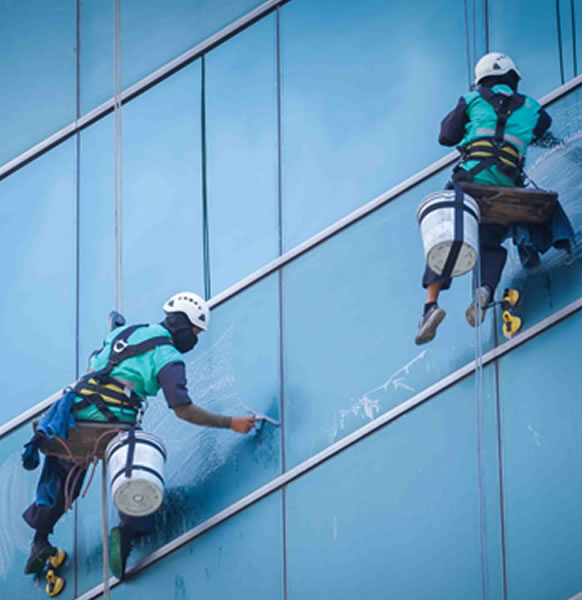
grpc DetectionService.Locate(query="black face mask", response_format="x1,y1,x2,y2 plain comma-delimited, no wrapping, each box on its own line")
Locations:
162,313,199,354
173,328,198,354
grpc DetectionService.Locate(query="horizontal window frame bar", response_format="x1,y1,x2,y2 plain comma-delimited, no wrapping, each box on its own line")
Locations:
74,292,582,599
0,0,290,182
0,18,580,185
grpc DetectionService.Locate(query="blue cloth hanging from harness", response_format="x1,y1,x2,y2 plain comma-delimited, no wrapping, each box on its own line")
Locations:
21,390,78,507
22,390,78,472
509,202,575,269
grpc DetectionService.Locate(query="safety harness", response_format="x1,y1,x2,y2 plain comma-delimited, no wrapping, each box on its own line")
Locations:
457,86,526,186
73,324,174,422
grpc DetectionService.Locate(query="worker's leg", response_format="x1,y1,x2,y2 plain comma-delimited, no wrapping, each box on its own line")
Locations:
415,265,451,345
466,223,509,326
110,513,155,580
23,457,86,574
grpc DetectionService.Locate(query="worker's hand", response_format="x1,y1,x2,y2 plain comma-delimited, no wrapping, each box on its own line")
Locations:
230,416,258,434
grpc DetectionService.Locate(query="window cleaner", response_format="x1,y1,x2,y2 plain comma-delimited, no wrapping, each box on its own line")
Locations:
415,52,574,345
22,292,258,593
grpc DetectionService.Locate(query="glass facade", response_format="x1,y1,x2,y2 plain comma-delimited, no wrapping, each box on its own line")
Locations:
2,2,582,599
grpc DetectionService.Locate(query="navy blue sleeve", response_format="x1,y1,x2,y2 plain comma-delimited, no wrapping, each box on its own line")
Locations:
439,97,469,146
157,361,192,407
533,108,552,140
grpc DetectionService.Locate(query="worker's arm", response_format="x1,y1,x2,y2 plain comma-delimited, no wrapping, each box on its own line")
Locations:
439,97,469,146
157,361,256,433
532,107,552,141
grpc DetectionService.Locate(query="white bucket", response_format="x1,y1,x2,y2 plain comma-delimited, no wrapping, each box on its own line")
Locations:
105,430,167,517
416,189,480,278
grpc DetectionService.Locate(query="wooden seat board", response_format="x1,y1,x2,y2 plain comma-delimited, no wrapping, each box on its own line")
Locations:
459,182,557,225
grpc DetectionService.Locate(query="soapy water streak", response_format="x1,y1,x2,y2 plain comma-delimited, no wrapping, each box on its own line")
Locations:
338,351,426,431
0,454,39,580
142,326,245,487
504,128,582,279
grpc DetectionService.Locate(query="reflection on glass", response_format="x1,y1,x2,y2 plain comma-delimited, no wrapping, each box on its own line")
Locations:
206,15,279,295
109,493,282,600
286,372,502,598
280,0,467,250
80,0,264,115
79,61,205,366
0,139,76,424
0,0,76,165
498,312,582,600
489,0,562,99
119,61,205,322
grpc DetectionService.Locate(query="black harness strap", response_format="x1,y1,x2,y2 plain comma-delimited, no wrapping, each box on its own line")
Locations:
124,427,136,478
440,184,466,280
73,325,174,422
77,392,120,422
458,86,527,186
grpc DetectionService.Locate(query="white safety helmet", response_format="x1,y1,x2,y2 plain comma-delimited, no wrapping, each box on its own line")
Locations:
163,291,210,332
474,52,521,85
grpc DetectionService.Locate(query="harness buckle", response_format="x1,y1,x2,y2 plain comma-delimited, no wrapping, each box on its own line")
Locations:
113,340,129,354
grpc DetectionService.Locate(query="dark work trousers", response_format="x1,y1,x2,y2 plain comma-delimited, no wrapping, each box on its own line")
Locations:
422,223,510,295
23,456,154,536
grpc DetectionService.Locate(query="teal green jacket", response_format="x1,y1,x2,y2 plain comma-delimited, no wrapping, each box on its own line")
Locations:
73,323,184,423
439,84,551,186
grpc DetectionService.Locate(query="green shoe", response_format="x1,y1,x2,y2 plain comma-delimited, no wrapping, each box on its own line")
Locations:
109,527,132,580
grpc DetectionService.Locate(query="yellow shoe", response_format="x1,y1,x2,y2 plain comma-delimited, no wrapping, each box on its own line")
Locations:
47,548,67,570
46,569,65,597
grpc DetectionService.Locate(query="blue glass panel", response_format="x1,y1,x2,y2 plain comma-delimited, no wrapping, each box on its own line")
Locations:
78,61,205,364
79,0,113,115
286,372,503,599
80,0,264,116
120,63,205,322
0,0,76,166
557,0,576,82
280,0,467,250
109,492,282,600
488,0,562,99
282,171,497,468
78,113,115,366
576,1,582,77
498,311,582,600
77,276,281,594
0,139,76,424
206,16,279,294
0,425,75,598
498,86,582,333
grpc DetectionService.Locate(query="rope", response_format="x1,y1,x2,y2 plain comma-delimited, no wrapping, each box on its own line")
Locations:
40,427,126,511
472,233,489,600
102,460,111,599
113,0,124,314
